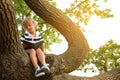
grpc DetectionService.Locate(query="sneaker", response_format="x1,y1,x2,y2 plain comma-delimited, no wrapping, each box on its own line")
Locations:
41,64,50,73
35,66,45,77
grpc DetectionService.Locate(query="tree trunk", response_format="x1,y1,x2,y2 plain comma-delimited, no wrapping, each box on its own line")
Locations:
0,0,120,80
0,0,36,80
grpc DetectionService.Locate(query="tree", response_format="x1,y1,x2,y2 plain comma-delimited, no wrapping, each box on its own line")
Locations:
0,0,119,80
79,40,120,73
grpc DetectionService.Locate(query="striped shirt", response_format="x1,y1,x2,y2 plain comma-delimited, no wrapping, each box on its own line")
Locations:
21,32,44,43
21,32,44,49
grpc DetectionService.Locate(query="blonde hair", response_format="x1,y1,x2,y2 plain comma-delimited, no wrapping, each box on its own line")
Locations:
22,17,37,28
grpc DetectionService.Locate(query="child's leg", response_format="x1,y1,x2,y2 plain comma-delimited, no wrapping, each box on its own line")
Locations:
36,48,46,64
26,49,38,69
36,48,50,72
26,49,46,77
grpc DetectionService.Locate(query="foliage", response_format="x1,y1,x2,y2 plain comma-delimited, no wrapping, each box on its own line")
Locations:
65,0,113,25
13,0,62,51
79,40,120,73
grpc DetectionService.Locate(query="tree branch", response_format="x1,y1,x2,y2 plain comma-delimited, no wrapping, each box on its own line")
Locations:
24,0,89,75
53,68,120,80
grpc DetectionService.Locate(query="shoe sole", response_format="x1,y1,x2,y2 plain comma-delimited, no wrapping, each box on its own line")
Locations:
35,72,45,77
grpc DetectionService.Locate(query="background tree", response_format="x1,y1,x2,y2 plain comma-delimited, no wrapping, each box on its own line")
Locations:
79,40,120,74
0,0,120,80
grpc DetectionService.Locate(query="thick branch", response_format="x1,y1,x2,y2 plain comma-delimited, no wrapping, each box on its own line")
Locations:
24,0,89,74
53,68,120,80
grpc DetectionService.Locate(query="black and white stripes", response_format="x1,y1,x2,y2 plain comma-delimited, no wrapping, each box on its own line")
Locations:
21,32,44,43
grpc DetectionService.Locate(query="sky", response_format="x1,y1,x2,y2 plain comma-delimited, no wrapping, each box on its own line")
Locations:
49,0,120,76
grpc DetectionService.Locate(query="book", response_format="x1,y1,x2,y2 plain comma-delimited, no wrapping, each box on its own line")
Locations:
22,40,44,49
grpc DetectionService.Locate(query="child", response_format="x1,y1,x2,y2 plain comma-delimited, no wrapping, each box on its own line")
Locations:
20,17,50,77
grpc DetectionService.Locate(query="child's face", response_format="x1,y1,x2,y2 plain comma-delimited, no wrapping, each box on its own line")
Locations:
23,20,36,33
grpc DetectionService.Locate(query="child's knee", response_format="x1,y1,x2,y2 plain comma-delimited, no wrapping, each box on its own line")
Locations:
26,49,36,54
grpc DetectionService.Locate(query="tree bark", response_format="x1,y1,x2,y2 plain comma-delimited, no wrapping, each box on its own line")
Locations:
0,0,120,80
53,68,120,80
0,0,36,80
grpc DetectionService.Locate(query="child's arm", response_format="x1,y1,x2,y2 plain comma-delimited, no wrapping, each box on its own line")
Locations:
39,43,44,52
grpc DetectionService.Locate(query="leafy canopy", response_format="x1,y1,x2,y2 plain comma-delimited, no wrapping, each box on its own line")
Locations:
65,0,113,25
79,40,120,73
